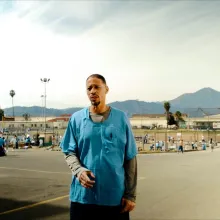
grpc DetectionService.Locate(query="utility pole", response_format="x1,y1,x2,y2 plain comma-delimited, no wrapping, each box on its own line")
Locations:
40,78,50,146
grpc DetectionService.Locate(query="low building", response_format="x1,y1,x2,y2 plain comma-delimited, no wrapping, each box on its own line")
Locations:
0,114,71,131
2,116,15,121
47,114,71,129
130,114,188,129
130,114,167,129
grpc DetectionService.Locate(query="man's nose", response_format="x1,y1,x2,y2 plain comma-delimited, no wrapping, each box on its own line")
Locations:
90,87,97,93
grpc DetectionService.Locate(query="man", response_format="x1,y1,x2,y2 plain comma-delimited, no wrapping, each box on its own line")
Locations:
209,138,214,152
0,136,6,156
4,135,9,152
10,135,17,150
60,74,137,220
178,139,184,153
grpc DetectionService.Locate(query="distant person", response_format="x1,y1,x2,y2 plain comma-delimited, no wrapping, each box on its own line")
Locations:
0,136,6,156
60,74,137,220
39,139,43,147
178,139,184,153
4,136,9,152
36,134,40,146
150,144,154,151
25,135,31,147
202,140,206,150
194,141,198,150
58,135,62,146
210,138,214,152
11,135,18,150
52,135,56,149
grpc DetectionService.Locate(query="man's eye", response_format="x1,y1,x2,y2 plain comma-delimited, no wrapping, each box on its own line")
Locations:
87,85,102,91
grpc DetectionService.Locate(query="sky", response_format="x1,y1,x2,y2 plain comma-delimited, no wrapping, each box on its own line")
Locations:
0,0,220,109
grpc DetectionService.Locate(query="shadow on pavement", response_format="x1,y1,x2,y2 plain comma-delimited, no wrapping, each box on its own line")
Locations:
0,198,69,220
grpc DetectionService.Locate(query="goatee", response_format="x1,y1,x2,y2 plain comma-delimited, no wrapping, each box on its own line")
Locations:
91,101,100,107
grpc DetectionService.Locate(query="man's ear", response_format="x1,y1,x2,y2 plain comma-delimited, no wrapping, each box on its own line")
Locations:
106,86,109,93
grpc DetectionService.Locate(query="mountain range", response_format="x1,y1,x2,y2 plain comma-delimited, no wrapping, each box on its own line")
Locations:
3,87,220,117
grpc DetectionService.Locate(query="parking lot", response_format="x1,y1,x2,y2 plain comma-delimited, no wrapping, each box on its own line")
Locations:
1,148,220,219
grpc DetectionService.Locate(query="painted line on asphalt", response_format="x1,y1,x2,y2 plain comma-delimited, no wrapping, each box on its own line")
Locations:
0,167,146,184
0,195,69,216
138,177,146,180
0,167,146,180
0,167,70,175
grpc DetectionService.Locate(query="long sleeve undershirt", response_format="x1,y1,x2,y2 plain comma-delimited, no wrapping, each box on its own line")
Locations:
65,153,137,202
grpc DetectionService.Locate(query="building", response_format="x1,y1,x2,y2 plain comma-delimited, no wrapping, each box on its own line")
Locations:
130,113,220,130
130,114,188,129
0,115,70,131
2,116,15,121
47,114,71,129
130,114,168,129
2,112,220,131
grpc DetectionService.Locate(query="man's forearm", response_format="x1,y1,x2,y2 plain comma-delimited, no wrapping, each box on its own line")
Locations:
65,153,89,177
124,156,137,202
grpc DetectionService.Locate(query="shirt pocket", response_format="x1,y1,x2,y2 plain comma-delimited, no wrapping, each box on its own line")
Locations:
102,126,125,167
103,125,118,145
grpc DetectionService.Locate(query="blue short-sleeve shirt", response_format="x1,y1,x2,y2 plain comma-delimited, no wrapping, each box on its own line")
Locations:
60,107,137,206
0,138,4,148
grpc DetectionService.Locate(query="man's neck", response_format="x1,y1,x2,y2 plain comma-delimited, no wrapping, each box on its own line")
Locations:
90,104,108,114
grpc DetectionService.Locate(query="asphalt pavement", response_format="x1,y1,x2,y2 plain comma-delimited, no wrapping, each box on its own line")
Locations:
1,148,220,219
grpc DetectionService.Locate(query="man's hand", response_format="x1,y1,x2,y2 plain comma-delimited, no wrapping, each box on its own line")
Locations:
121,198,136,213
78,171,95,189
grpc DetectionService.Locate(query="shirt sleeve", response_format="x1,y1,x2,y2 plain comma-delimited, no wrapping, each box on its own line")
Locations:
61,118,90,177
60,118,78,154
123,156,137,202
124,114,137,160
65,153,89,177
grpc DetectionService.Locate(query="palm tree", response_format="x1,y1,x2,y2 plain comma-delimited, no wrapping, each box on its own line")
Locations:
164,102,171,128
175,111,185,127
9,90,15,117
22,113,30,121
22,113,30,132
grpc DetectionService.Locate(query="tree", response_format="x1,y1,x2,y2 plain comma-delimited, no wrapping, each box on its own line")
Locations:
23,113,30,121
164,102,171,128
175,111,185,127
0,109,4,121
175,111,184,121
164,102,178,128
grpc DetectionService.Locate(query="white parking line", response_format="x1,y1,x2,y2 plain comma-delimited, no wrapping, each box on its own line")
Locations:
0,167,70,175
138,177,146,180
0,167,146,180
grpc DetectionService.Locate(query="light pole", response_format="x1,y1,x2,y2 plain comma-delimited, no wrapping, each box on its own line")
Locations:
40,78,50,146
41,95,44,122
9,90,15,118
136,99,142,128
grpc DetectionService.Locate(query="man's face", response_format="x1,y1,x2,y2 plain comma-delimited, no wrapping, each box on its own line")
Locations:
86,77,108,106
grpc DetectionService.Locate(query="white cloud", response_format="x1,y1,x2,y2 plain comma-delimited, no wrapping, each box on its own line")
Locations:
0,1,220,110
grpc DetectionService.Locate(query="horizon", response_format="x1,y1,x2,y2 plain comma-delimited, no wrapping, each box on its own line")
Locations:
1,1,220,108
2,86,220,111
2,86,219,110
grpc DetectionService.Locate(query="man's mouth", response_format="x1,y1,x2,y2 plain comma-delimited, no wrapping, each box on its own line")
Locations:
90,96,98,100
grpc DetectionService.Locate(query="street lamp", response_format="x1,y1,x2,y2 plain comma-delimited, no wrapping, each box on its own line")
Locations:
9,90,15,118
41,95,44,121
40,78,50,145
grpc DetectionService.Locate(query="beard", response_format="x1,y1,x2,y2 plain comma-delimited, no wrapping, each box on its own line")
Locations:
91,101,100,106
